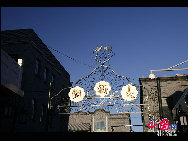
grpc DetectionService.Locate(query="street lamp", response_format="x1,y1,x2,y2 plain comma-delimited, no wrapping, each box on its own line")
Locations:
149,60,188,79
149,71,156,79
149,68,188,79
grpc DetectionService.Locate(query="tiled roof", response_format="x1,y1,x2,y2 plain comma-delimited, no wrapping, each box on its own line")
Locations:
68,123,91,132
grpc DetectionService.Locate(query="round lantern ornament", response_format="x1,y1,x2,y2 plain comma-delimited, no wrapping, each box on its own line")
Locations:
68,86,85,102
121,84,138,101
94,80,111,98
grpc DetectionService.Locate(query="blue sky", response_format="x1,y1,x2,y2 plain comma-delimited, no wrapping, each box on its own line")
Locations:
1,7,188,132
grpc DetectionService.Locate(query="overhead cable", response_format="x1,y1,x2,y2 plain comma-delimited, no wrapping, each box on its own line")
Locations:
47,46,94,68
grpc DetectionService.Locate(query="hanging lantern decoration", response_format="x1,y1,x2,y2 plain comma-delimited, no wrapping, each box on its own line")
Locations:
94,80,111,98
121,84,138,101
68,86,85,102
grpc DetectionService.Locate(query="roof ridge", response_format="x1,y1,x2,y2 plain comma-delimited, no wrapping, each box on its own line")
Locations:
1,29,70,77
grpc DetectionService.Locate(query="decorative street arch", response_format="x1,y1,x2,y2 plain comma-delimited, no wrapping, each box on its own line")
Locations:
48,46,188,132
67,45,141,114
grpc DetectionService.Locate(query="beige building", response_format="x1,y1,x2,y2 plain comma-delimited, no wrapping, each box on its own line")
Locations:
68,109,131,132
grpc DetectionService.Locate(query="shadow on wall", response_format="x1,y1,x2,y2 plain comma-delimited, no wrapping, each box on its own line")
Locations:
166,91,184,112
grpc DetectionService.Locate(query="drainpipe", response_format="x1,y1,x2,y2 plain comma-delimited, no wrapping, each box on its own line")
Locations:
157,78,163,120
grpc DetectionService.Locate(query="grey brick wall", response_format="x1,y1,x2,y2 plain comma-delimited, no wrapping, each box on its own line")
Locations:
139,75,188,132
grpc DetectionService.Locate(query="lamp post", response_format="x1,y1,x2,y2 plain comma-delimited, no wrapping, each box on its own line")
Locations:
149,59,188,79
149,68,188,79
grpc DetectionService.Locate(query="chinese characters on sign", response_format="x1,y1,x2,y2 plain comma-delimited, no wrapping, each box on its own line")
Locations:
120,84,138,101
94,80,111,98
69,82,139,102
68,86,85,102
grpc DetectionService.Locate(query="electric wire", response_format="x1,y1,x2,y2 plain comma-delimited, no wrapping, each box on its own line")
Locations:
168,59,188,69
47,46,94,68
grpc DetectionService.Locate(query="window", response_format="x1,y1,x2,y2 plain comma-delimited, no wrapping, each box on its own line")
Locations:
4,106,12,117
96,121,105,131
51,74,54,83
35,59,40,75
18,59,23,67
44,67,47,81
18,113,26,124
51,74,55,88
40,105,45,123
31,98,37,119
180,116,187,126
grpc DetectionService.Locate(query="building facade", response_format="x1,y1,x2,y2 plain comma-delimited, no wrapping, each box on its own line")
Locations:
68,109,131,132
139,75,188,132
1,29,71,132
0,49,24,132
172,88,188,132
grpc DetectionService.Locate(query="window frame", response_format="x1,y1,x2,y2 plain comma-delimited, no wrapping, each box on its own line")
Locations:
96,121,105,131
